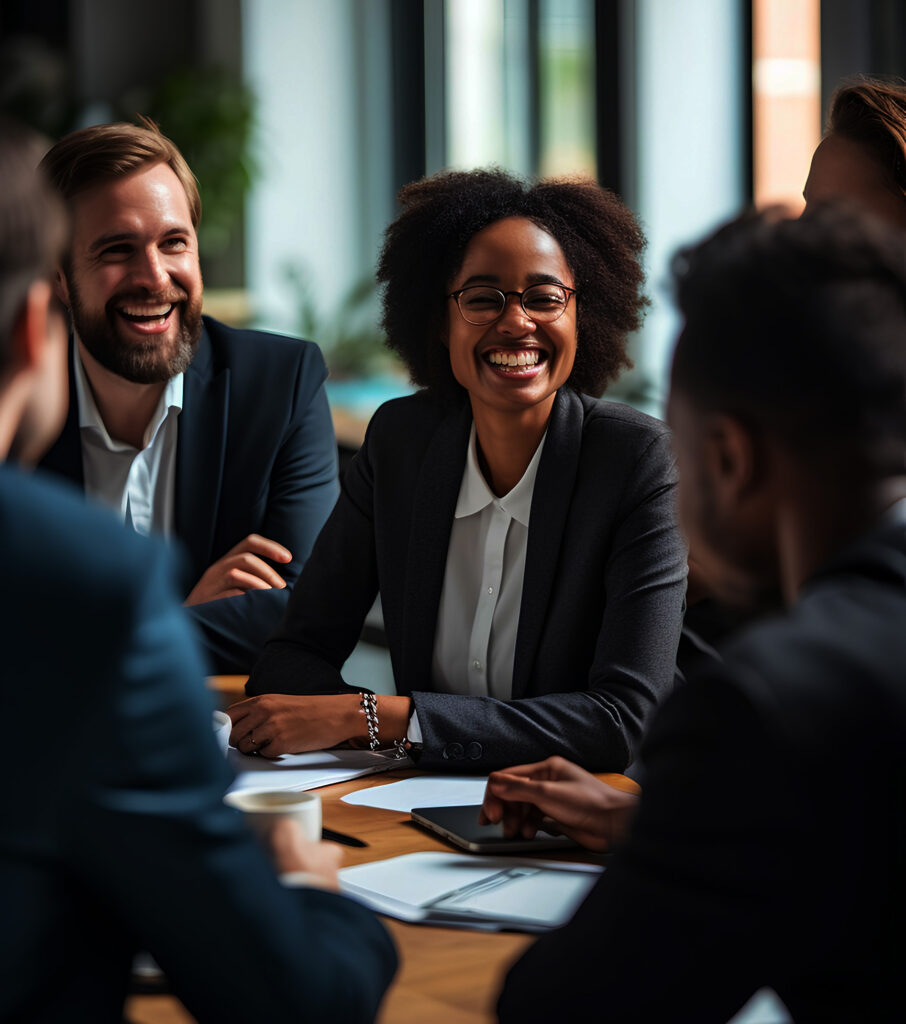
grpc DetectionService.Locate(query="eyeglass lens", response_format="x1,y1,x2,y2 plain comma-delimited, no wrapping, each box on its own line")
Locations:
456,284,571,324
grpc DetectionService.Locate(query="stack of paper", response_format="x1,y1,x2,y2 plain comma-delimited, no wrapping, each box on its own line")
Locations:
226,747,405,795
339,851,603,932
341,775,488,812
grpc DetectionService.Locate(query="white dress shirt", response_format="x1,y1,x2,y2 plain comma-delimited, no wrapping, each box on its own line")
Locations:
74,346,183,537
430,424,546,699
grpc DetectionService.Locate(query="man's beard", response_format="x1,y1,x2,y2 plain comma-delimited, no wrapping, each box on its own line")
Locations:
67,280,203,384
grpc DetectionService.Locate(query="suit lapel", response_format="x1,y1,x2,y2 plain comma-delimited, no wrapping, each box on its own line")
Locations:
511,388,583,697
398,400,472,693
39,337,84,486
174,327,229,584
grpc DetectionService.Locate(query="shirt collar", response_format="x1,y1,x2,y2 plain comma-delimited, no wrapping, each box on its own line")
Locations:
454,423,546,527
73,342,184,451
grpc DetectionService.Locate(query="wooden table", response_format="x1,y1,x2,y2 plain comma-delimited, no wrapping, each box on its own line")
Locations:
127,682,638,1023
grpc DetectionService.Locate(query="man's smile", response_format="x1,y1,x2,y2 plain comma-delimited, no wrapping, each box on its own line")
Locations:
117,302,175,325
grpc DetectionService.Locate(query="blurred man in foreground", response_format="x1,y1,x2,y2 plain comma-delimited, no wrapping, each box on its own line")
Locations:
0,121,395,1024
486,204,906,1023
38,119,339,673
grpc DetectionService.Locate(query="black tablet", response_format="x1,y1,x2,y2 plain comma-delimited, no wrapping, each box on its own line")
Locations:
411,804,576,854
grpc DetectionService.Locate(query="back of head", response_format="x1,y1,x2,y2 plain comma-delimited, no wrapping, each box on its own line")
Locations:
38,117,201,228
827,78,906,196
671,203,906,475
0,118,66,372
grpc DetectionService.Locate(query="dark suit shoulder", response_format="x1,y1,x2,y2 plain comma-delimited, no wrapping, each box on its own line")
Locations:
569,395,677,502
202,314,320,355
0,465,166,589
201,315,327,375
367,389,455,434
197,316,330,427
578,394,671,446
706,558,906,757
358,390,466,463
0,465,192,696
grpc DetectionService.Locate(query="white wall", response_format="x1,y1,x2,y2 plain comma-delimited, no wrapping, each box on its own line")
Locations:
242,0,391,333
631,0,746,410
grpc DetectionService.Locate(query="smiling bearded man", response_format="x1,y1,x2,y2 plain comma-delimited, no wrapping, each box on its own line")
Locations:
38,120,339,674
61,158,204,386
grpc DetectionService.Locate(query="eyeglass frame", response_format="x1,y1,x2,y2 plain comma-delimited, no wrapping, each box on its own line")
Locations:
447,283,578,326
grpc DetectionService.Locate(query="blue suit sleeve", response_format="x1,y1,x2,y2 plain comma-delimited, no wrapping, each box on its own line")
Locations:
187,353,340,673
67,544,395,1022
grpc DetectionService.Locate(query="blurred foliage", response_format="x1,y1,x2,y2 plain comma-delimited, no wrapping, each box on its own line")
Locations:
285,264,404,379
119,67,259,260
0,42,258,270
0,35,75,139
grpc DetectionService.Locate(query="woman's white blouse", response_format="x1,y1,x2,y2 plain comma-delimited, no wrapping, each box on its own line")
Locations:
430,423,546,700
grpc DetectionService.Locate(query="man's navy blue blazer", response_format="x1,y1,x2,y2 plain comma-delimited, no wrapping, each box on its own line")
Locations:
0,464,395,1023
39,315,340,673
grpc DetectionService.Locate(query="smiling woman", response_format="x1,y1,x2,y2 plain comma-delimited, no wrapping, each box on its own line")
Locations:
238,168,688,774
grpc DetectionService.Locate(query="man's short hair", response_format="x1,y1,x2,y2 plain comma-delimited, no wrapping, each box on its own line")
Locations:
0,118,66,370
39,117,201,228
671,203,906,473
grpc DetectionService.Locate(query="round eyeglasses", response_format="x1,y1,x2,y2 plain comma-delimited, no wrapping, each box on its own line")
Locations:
448,284,577,326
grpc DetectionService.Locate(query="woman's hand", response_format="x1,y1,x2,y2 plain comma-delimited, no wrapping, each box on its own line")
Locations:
479,755,639,852
226,693,413,757
227,694,363,756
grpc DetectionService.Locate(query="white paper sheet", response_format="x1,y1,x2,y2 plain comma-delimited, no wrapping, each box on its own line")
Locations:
226,747,403,794
340,775,489,812
339,852,602,932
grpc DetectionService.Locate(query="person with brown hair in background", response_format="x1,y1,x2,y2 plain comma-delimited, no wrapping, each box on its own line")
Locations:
804,76,906,226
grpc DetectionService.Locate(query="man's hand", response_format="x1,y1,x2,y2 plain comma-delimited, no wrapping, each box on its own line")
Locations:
268,817,343,891
479,756,639,852
183,533,292,606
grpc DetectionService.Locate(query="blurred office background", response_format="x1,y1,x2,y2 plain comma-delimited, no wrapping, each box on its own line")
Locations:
2,0,904,437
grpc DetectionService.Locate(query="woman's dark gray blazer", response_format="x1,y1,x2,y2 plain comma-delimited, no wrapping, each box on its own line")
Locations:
248,387,688,772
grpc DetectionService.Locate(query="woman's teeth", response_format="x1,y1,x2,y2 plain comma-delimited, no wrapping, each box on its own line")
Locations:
486,350,541,368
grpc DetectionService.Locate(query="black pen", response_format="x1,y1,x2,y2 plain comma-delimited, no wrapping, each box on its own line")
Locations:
322,827,368,848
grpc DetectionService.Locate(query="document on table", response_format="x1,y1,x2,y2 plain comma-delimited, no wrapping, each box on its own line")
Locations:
340,852,602,932
226,747,405,795
341,775,488,812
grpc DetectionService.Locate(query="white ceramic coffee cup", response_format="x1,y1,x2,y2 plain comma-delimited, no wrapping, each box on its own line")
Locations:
212,710,232,755
223,789,323,842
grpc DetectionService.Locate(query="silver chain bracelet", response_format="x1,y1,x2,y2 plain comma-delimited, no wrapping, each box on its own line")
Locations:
359,691,409,758
360,692,380,750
